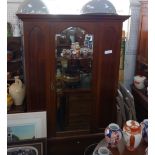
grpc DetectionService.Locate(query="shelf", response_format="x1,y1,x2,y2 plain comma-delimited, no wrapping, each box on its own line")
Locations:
57,56,93,61
57,44,70,47
7,78,15,82
7,37,21,51
57,88,91,94
7,76,24,82
7,104,26,114
7,58,22,63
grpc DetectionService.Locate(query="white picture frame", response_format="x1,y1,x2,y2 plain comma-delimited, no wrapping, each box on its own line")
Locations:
7,0,24,3
7,111,47,142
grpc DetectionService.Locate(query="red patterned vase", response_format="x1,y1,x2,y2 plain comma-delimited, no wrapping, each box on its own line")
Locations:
123,120,142,151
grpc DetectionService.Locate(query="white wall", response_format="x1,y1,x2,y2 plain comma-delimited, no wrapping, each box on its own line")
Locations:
124,0,140,90
7,0,24,25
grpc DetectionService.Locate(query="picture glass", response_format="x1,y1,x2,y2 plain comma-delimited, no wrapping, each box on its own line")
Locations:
8,124,36,142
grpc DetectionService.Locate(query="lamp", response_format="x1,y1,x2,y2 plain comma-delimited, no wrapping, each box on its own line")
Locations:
81,0,117,14
17,0,49,14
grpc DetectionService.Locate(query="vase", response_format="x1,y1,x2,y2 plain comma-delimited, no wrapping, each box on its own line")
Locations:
104,123,122,148
123,120,142,151
9,76,25,106
134,75,146,89
140,119,148,143
13,24,21,37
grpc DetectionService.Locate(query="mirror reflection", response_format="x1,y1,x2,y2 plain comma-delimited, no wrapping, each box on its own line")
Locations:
55,27,94,132
55,27,93,90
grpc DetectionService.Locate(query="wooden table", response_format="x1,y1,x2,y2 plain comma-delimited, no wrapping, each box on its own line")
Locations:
111,140,147,155
92,138,147,155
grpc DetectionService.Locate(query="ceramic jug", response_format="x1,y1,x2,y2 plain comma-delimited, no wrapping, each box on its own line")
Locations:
123,120,142,151
134,75,146,89
9,76,25,106
13,24,21,37
104,123,122,148
140,119,148,143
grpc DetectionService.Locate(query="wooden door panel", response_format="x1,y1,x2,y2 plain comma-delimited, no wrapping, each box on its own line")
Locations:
23,22,50,111
95,23,122,128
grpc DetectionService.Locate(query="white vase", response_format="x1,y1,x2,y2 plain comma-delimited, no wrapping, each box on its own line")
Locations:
9,76,25,106
123,120,142,151
13,24,21,37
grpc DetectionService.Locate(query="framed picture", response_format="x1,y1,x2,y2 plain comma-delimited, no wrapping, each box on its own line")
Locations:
7,111,47,143
8,138,47,155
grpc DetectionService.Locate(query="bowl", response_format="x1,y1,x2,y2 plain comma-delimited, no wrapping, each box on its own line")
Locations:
63,74,80,83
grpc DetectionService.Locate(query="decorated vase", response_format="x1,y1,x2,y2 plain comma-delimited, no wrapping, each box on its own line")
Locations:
104,123,122,148
9,76,25,106
123,120,142,151
140,119,148,143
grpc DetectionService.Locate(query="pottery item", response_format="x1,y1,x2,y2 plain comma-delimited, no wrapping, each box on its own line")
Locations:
140,119,148,143
98,146,110,155
63,74,80,83
71,43,76,50
105,123,122,148
13,24,21,37
134,75,146,89
8,76,25,106
123,120,142,151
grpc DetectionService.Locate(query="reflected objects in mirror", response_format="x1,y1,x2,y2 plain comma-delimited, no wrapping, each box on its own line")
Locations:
56,27,93,59
62,27,85,46
80,73,92,88
62,68,81,88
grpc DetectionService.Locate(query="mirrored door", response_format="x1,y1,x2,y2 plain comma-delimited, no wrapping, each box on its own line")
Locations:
55,27,94,132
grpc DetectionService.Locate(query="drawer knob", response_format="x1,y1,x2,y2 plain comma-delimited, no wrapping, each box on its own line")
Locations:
77,141,80,144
